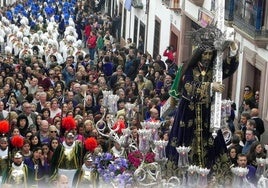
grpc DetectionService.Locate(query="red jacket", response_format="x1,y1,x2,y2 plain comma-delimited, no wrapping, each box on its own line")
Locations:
84,25,91,38
87,35,97,49
163,49,175,62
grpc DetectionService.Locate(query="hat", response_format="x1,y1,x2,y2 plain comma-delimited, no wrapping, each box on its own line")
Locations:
85,153,93,162
0,137,8,142
66,132,74,138
14,152,23,159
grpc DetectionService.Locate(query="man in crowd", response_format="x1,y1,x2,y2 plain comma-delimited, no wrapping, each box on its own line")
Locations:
236,153,256,184
242,129,256,154
50,131,83,188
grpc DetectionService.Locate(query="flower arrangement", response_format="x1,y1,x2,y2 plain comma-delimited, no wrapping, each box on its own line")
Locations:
128,150,155,168
94,152,133,186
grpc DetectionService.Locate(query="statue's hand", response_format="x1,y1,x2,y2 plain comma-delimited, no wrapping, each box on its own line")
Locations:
230,42,238,51
212,82,225,93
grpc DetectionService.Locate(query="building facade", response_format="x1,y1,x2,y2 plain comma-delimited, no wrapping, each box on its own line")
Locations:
106,0,268,142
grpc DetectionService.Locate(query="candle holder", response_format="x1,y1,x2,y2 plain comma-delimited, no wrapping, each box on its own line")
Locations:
146,121,162,141
256,158,267,180
196,167,210,187
120,128,131,148
138,129,152,155
187,165,198,187
107,94,119,116
231,167,249,187
153,140,168,179
176,146,191,186
154,140,168,161
102,90,113,108
176,146,191,168
125,102,135,127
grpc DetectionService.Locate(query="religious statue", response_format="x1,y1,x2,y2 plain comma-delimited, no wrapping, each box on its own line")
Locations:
166,25,239,185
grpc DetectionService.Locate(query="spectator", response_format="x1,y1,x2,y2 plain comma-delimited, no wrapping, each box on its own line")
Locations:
227,102,236,133
0,101,8,120
36,92,48,113
247,141,266,168
163,45,176,66
228,146,239,167
16,114,29,137
87,31,97,61
236,153,256,184
239,112,251,142
56,174,69,188
37,120,50,143
227,134,243,154
239,85,255,115
242,129,256,154
250,108,265,141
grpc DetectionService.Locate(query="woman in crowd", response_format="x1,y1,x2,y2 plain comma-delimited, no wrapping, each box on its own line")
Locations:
16,114,29,137
228,146,239,167
30,134,41,150
41,108,53,125
21,139,32,160
247,141,266,168
24,147,50,186
83,119,95,139
41,142,53,165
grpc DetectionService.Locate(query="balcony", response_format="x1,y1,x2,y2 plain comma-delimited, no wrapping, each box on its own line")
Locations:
189,0,204,7
162,0,181,11
233,0,268,48
132,0,143,9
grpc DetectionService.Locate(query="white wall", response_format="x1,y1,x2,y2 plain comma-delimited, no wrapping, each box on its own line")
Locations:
146,0,181,57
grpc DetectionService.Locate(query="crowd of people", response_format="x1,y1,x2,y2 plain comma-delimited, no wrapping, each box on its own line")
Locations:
0,0,266,187
0,0,176,187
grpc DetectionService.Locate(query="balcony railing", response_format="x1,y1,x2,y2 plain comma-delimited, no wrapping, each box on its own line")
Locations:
233,0,268,39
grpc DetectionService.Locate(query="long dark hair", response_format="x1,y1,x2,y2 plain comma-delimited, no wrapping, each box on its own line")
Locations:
178,48,217,90
247,141,266,166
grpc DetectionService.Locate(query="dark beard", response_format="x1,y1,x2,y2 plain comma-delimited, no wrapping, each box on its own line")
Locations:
200,59,211,68
0,147,7,151
14,162,22,166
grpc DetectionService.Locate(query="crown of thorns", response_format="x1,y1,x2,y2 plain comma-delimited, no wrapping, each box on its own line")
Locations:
192,25,223,50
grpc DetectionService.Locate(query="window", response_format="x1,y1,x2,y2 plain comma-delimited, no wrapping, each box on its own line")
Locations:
234,0,266,30
225,0,234,21
122,8,127,39
134,16,139,45
139,22,145,52
153,18,161,59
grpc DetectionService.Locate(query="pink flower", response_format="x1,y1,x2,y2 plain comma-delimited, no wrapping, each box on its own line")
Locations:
127,150,155,168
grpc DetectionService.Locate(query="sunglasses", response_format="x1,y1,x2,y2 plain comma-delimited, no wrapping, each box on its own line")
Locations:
50,131,57,133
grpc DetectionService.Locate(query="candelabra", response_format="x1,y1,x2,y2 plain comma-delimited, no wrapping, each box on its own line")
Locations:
96,95,241,187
